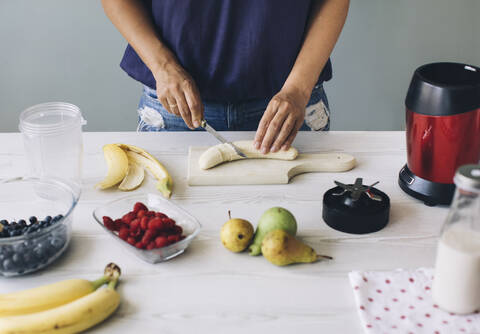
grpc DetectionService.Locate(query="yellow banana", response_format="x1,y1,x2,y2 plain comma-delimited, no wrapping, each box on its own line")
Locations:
0,277,108,317
0,264,121,334
96,144,129,189
116,143,173,198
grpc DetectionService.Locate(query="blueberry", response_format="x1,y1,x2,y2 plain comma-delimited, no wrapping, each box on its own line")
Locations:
18,219,26,227
29,216,37,224
9,229,21,237
0,220,8,226
44,216,52,223
3,259,15,271
22,253,34,266
50,237,65,250
26,225,39,234
52,214,64,223
12,253,22,265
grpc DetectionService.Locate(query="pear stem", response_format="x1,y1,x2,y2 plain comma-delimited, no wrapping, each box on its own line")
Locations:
228,210,231,220
317,254,333,261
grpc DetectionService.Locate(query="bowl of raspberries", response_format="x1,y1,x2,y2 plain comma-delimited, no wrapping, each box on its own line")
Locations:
93,194,201,263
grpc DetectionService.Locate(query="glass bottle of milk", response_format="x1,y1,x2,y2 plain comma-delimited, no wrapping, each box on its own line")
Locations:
432,164,480,314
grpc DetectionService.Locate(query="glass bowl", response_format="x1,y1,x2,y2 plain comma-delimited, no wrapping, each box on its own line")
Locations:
93,193,201,263
0,177,81,277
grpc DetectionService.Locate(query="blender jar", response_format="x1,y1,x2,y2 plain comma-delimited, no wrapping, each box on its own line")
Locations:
432,164,480,314
19,102,86,184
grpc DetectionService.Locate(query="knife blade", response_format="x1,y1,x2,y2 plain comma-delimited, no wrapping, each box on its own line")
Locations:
200,120,247,158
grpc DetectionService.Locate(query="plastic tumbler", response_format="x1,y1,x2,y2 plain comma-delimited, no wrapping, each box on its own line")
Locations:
19,102,86,184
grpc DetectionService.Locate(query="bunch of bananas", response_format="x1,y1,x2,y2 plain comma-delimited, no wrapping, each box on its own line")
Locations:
0,263,121,334
96,143,173,198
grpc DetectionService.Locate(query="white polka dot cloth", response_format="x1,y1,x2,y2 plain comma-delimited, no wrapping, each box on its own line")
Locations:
349,268,480,334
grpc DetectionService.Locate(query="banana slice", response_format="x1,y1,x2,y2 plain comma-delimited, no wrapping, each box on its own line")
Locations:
199,140,298,169
118,162,144,191
116,144,173,198
96,144,129,189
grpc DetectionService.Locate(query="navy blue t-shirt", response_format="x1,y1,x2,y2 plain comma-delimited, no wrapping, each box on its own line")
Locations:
120,0,332,103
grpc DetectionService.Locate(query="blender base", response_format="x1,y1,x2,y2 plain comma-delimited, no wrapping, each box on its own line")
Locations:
398,164,455,206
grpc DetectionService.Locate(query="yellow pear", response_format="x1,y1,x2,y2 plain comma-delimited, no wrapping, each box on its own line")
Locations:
261,230,332,266
220,212,254,252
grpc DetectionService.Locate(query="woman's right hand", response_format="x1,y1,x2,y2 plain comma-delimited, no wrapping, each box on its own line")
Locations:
153,62,204,129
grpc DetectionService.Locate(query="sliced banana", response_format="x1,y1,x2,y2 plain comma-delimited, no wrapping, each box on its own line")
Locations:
199,140,298,170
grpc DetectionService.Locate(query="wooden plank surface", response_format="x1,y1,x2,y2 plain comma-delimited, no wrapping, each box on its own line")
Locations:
0,131,448,334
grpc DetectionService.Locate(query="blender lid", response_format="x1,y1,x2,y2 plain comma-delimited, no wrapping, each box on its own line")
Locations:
405,62,480,116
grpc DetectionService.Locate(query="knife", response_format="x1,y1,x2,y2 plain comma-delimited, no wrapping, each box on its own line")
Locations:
200,120,247,158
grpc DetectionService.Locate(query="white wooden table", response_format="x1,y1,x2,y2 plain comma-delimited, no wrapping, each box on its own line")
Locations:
0,131,448,333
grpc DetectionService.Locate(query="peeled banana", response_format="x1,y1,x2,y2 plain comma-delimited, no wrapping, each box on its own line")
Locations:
0,276,109,317
95,144,129,189
199,140,298,169
0,263,121,334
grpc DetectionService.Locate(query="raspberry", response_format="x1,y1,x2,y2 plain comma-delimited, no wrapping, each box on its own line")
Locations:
155,236,168,248
167,235,180,243
162,218,175,229
133,202,148,213
172,225,183,235
146,211,156,217
119,227,130,240
127,237,136,246
113,219,124,231
140,217,149,230
121,212,135,225
137,210,146,218
148,218,163,230
155,212,167,219
135,241,146,249
129,228,141,238
103,216,115,230
146,242,156,250
142,229,156,244
130,218,140,231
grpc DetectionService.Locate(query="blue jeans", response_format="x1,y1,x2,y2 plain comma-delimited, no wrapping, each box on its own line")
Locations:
137,84,330,131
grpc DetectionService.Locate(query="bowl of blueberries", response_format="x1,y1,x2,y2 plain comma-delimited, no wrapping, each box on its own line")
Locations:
0,177,80,277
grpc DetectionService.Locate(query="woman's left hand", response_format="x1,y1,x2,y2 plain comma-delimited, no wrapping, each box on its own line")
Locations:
254,86,309,154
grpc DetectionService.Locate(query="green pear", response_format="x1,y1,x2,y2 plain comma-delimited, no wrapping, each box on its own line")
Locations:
220,212,254,253
261,229,332,266
249,207,297,256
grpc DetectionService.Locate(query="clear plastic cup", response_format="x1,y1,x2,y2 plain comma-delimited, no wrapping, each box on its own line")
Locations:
19,102,86,184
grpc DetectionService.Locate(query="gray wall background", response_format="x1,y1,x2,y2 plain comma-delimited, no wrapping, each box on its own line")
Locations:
1,0,479,132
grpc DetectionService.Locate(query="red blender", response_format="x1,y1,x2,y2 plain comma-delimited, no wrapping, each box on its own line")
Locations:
399,62,480,206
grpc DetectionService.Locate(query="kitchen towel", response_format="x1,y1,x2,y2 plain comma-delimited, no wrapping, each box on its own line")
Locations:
349,268,480,334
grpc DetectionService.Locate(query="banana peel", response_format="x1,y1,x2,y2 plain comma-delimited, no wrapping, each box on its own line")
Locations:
95,144,129,189
118,162,144,191
115,144,173,198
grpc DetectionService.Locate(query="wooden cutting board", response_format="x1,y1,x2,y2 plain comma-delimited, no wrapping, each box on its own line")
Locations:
187,146,356,186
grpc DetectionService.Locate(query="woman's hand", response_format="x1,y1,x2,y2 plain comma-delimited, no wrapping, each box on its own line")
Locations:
254,86,309,154
153,62,204,129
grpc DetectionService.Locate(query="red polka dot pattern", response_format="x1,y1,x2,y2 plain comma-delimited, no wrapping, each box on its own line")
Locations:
349,269,480,333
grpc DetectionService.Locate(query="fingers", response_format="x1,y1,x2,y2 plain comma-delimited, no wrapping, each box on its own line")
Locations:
281,120,303,151
161,96,180,116
174,92,194,129
184,84,204,128
254,100,276,150
270,114,296,152
259,105,289,154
